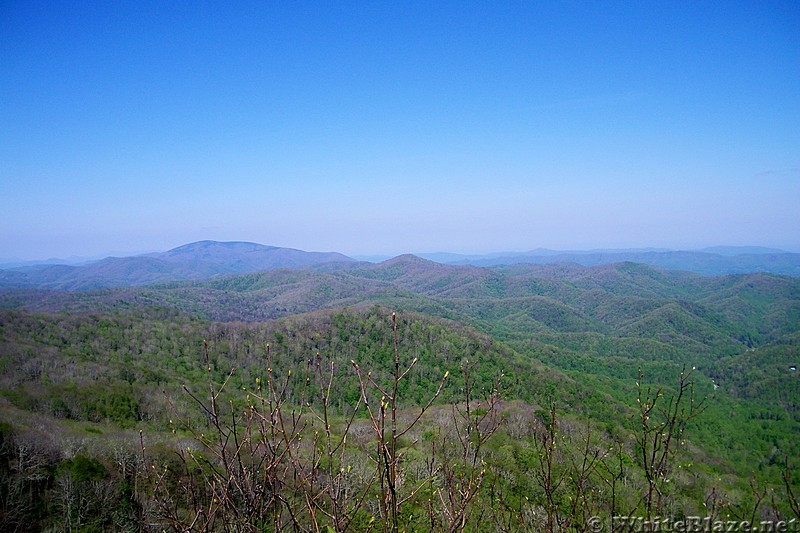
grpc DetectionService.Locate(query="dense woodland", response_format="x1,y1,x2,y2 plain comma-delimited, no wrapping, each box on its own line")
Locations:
1,255,799,531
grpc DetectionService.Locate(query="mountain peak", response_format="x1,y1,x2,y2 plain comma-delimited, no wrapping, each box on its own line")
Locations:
165,240,278,254
381,254,437,266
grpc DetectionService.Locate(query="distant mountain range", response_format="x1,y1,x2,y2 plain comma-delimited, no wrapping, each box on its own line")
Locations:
0,241,355,291
422,246,800,276
1,241,798,291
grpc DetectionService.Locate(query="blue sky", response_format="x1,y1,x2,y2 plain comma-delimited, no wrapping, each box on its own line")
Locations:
2,1,799,260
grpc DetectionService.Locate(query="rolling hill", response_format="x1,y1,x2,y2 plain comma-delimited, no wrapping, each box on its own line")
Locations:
1,250,799,530
3,255,798,357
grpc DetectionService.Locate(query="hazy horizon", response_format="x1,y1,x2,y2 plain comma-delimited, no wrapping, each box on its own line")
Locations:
3,2,798,261
1,240,797,266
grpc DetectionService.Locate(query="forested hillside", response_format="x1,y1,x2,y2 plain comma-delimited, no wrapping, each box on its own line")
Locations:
1,257,798,531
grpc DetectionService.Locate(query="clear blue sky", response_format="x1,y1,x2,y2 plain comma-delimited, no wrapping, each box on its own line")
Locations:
2,1,799,260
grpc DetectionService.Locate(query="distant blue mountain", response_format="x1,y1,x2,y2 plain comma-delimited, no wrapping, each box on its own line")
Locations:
426,248,800,276
698,246,788,256
0,255,106,269
0,241,356,291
